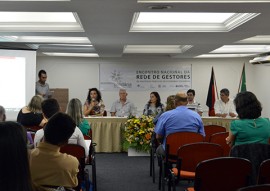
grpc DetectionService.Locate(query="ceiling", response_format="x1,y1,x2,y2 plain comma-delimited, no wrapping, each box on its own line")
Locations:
0,0,270,59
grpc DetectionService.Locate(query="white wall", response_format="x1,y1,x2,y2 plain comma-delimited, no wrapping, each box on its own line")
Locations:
37,56,266,116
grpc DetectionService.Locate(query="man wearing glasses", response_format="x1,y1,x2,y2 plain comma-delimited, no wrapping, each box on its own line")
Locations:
214,88,237,118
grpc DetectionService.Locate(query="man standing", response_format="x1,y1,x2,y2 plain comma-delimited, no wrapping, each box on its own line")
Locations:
186,89,203,116
110,89,136,117
155,92,205,156
214,88,237,118
30,112,79,190
36,70,52,99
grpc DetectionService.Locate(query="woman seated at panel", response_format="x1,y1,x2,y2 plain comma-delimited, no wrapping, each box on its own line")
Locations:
153,95,176,124
17,95,47,127
143,92,164,117
226,91,270,147
67,98,91,135
83,88,106,116
0,121,34,191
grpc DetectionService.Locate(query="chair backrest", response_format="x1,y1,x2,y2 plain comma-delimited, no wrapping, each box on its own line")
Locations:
230,143,270,185
237,184,270,191
258,159,270,184
209,132,230,156
166,132,204,160
194,157,252,191
204,125,226,142
177,142,223,172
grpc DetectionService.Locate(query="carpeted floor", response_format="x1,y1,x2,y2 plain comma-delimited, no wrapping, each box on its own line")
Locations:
87,153,193,191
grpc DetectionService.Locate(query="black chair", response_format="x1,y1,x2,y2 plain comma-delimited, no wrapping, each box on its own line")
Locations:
150,132,159,183
237,184,270,191
230,143,270,185
258,159,270,184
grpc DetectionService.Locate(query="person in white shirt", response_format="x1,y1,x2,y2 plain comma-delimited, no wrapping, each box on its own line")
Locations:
214,88,237,118
186,89,203,116
110,89,136,117
34,98,89,156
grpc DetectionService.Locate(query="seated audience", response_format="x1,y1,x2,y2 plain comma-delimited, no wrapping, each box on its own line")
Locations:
153,95,176,124
0,121,33,191
67,98,91,135
30,112,79,190
214,88,237,118
34,98,89,156
83,88,105,116
143,91,164,117
155,92,205,156
110,89,136,117
186,89,203,116
17,95,47,127
226,91,270,146
0,105,6,121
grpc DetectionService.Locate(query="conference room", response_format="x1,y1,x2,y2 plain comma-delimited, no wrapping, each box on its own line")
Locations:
1,0,270,191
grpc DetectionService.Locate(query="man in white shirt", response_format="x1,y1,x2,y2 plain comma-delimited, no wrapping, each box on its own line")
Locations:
186,89,203,116
110,89,136,117
214,88,237,118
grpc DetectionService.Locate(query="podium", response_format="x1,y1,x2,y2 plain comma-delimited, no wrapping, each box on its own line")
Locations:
50,88,69,112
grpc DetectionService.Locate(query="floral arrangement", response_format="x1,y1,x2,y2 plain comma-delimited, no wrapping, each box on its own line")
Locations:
123,115,155,152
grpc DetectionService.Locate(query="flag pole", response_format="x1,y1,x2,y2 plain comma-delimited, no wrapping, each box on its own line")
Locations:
237,63,245,93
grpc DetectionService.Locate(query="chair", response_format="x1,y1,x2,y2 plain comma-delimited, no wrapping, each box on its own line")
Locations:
258,159,270,184
237,184,270,191
170,142,223,191
60,144,86,191
150,132,159,183
186,157,252,191
159,132,204,190
204,125,226,142
209,132,230,156
230,143,270,185
24,125,43,132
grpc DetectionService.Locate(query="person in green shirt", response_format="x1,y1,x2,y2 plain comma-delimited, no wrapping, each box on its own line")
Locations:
67,98,91,135
226,91,270,146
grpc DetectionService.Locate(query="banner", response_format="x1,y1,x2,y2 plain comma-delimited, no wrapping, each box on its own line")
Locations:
100,64,192,91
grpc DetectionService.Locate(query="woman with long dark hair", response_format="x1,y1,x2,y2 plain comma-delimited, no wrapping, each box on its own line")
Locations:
143,92,164,116
83,88,105,116
226,91,270,146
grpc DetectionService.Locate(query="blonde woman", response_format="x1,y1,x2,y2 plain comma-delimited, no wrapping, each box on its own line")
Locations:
67,98,91,135
17,95,47,127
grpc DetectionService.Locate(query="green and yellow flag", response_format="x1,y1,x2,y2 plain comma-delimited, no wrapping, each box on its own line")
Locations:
238,64,247,93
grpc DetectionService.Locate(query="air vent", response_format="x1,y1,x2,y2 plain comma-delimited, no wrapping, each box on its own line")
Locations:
147,5,172,10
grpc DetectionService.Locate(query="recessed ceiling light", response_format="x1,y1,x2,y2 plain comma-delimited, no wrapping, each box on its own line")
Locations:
0,12,84,32
42,52,99,57
211,45,270,53
237,36,270,43
123,45,193,53
0,36,90,43
138,0,270,3
196,54,254,58
130,12,259,32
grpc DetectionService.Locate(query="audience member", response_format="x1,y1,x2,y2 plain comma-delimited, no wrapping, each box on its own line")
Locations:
0,105,6,121
143,92,164,117
67,98,91,135
17,95,47,127
30,113,79,190
154,92,205,156
186,89,203,116
0,121,33,191
214,88,237,118
226,91,270,147
110,89,136,117
36,70,52,99
83,88,105,116
153,95,176,124
34,98,89,156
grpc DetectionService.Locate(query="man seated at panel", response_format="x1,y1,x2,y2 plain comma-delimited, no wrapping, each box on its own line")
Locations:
34,98,88,156
214,88,237,118
186,89,203,116
154,92,205,156
110,89,136,117
30,112,79,190
0,105,6,122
